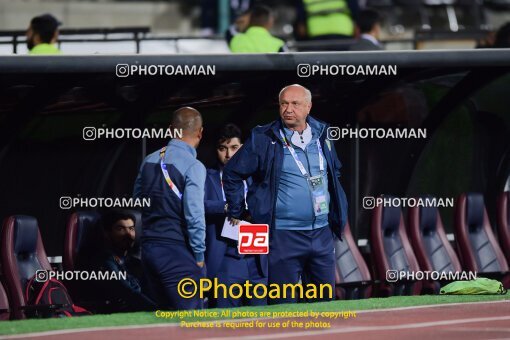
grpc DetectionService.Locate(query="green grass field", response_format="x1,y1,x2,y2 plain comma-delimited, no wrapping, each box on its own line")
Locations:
1,292,509,336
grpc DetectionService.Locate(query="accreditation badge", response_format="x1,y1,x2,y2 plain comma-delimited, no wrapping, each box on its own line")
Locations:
308,175,329,216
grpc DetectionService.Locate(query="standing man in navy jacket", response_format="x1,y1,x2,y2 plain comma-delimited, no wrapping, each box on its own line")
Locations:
134,107,206,310
223,84,348,304
204,124,267,307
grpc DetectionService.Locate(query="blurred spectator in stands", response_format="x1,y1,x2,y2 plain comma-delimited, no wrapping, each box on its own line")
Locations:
26,14,61,55
96,209,155,312
226,9,251,45
230,5,287,53
201,0,252,36
295,0,359,40
350,9,383,51
493,22,510,48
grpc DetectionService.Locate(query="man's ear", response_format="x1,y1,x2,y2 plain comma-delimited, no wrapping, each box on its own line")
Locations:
197,127,204,140
308,101,312,114
52,30,59,43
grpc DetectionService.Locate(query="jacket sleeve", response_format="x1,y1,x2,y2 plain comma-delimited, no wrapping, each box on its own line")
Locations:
328,139,348,230
223,132,259,219
133,158,146,199
204,176,226,216
183,162,207,262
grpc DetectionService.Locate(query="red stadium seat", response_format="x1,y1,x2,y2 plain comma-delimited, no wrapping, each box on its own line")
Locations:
454,193,510,288
334,221,372,299
0,215,52,319
63,211,102,272
496,192,510,265
370,197,422,296
0,281,10,320
408,199,462,293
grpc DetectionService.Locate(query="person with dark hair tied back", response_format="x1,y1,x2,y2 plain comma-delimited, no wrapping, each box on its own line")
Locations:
204,124,267,307
95,209,155,313
230,5,287,53
350,9,383,51
26,13,62,54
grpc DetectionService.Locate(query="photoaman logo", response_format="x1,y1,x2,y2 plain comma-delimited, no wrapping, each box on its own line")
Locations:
238,224,269,254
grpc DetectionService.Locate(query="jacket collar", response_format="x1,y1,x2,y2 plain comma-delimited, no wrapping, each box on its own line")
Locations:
270,115,327,141
168,139,197,158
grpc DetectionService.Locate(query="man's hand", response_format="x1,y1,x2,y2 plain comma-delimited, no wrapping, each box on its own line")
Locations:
229,217,241,225
196,261,205,268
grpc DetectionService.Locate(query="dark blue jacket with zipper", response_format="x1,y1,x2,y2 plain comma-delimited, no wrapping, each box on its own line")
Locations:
223,116,348,239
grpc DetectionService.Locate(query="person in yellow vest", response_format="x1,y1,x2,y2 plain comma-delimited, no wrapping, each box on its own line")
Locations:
296,0,359,40
230,5,287,53
26,14,62,55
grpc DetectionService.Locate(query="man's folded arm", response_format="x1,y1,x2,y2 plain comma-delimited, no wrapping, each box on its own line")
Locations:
204,198,226,216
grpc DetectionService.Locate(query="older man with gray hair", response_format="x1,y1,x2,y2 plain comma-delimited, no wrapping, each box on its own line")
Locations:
223,84,348,304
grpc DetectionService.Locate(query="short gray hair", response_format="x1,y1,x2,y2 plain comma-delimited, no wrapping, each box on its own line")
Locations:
278,84,312,103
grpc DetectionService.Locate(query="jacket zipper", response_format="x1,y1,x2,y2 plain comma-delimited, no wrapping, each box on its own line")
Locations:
303,146,317,228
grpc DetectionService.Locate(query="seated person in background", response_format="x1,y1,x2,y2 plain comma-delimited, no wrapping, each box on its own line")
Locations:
96,209,155,312
350,9,384,51
230,5,287,53
226,9,251,45
26,13,62,54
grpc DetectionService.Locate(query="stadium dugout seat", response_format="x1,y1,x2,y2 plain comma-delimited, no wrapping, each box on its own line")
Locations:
454,193,510,288
370,197,422,296
63,211,102,272
408,200,462,294
63,210,142,272
0,281,10,320
63,210,142,311
496,192,510,265
334,221,372,299
0,215,53,319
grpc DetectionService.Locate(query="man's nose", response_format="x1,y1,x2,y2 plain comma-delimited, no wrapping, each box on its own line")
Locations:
225,149,231,158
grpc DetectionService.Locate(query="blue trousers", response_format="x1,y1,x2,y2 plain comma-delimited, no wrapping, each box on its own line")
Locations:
215,253,267,308
142,240,205,310
268,227,335,304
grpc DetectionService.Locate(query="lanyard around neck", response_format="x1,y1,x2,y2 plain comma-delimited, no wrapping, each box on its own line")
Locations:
159,147,183,200
279,129,324,178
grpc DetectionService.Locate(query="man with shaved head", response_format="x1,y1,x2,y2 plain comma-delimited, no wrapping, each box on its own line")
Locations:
134,106,206,310
223,85,348,304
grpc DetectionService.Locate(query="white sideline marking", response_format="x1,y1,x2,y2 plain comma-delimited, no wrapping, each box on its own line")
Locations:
0,299,508,339
208,316,510,339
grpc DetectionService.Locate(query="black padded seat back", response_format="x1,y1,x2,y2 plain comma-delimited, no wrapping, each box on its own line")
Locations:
468,229,502,272
420,206,457,273
13,217,44,288
466,194,502,272
335,239,364,283
382,206,410,272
